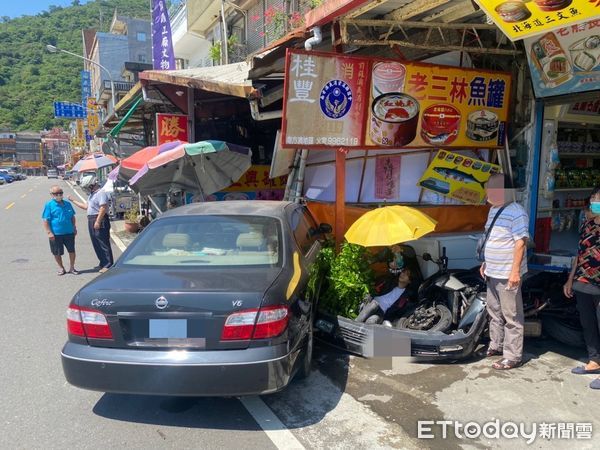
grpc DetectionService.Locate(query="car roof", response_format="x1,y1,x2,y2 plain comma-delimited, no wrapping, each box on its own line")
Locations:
159,200,296,219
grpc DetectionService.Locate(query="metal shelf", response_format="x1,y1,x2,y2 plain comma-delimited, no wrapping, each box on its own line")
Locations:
538,207,583,212
554,187,594,192
559,153,600,158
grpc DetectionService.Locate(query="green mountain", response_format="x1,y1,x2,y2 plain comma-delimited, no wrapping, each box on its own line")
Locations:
0,0,151,131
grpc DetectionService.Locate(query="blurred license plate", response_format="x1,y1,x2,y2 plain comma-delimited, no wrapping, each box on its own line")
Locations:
149,319,187,338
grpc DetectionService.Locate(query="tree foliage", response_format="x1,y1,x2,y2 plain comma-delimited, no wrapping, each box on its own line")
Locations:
0,0,150,131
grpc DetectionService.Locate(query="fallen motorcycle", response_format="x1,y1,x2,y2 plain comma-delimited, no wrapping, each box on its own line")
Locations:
315,246,583,360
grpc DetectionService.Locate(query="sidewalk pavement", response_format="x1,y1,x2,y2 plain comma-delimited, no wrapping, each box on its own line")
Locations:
109,218,136,252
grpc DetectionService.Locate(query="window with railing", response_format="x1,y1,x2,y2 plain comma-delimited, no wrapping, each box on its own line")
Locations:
246,0,321,53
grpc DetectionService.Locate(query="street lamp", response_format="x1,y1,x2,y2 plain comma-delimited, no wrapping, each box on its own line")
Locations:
46,44,116,115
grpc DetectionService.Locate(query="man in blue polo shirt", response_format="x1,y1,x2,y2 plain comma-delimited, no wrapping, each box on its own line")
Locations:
42,185,78,275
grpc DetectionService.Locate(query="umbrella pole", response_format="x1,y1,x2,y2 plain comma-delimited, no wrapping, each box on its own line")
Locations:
188,153,206,202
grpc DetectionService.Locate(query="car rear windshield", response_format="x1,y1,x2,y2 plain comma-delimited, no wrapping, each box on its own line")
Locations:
120,215,282,268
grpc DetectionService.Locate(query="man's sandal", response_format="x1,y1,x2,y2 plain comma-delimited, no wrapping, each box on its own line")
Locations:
57,268,66,276
492,358,522,370
476,347,502,358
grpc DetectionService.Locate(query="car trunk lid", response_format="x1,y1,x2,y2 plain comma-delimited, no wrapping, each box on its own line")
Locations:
76,267,280,350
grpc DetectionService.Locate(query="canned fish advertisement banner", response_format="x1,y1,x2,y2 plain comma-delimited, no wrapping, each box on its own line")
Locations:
418,150,501,205
282,49,511,150
525,19,600,97
474,0,600,41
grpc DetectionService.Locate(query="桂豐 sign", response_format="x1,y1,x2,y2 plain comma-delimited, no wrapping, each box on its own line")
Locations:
282,50,511,150
474,0,600,41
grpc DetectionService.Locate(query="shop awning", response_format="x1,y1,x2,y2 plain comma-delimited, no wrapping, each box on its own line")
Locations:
109,96,144,137
139,62,258,99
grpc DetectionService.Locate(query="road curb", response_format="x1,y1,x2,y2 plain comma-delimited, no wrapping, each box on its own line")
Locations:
110,229,127,252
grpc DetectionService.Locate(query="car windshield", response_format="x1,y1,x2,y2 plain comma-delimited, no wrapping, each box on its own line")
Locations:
120,215,282,268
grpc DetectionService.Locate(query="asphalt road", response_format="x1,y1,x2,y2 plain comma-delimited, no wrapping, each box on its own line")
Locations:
0,177,408,450
0,178,278,449
3,178,597,449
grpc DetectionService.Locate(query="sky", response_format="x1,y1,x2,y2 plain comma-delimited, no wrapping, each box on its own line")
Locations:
3,0,93,19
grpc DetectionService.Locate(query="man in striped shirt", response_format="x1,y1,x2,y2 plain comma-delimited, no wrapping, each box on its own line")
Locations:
480,173,529,370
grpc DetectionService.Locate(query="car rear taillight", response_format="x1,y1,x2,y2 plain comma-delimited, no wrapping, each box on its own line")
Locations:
221,306,289,341
67,305,113,340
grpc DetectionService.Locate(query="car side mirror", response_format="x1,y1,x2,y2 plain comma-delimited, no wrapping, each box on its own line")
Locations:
422,253,432,261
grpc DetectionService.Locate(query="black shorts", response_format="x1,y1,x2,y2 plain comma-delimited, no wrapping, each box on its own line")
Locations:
49,234,75,256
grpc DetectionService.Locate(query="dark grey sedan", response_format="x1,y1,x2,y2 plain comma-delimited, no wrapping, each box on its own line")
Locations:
61,201,330,396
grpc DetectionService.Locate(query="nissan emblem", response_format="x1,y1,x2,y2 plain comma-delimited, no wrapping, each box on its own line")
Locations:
155,296,169,310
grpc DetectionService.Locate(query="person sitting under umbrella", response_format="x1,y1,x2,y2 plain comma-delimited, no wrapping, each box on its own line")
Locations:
355,268,413,324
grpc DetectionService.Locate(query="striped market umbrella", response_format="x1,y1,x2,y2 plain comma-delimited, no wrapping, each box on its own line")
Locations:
111,140,185,182
72,153,118,173
129,140,252,198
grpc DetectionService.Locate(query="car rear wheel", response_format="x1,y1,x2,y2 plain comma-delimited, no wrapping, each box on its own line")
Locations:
295,325,313,380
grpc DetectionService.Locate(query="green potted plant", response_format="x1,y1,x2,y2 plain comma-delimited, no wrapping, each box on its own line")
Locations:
123,203,140,233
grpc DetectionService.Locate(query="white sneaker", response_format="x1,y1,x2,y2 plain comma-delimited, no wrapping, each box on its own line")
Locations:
382,320,393,328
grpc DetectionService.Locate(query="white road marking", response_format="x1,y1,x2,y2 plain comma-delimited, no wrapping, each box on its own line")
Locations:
240,396,305,450
21,194,26,198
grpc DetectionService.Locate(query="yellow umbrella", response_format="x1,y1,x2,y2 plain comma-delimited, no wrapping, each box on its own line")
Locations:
345,205,437,247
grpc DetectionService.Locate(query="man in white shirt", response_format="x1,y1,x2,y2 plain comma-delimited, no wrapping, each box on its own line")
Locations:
480,173,529,370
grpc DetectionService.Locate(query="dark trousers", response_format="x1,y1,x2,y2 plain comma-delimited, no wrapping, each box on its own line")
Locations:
575,291,600,364
88,215,113,269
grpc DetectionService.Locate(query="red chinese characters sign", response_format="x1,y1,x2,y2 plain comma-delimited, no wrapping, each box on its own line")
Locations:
156,113,188,145
282,50,512,150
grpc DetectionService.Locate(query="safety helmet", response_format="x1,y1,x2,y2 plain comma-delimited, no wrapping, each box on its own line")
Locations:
80,175,99,191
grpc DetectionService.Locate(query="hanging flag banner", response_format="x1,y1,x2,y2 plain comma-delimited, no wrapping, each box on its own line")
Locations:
151,0,176,70
474,1,600,42
525,19,600,97
282,49,512,150
418,150,501,205
156,113,188,145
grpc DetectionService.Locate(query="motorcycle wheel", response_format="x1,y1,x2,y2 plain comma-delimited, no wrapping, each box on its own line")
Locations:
542,316,586,348
395,304,452,333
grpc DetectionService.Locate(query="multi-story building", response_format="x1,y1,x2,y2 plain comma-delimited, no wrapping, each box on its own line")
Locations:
0,131,17,166
15,132,43,174
41,128,70,168
169,0,313,69
82,12,153,119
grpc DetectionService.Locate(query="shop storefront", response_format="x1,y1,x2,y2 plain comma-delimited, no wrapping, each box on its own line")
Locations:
281,48,518,271
525,19,600,266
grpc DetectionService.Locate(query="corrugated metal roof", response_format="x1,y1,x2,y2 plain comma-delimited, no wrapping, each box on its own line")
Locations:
139,62,257,99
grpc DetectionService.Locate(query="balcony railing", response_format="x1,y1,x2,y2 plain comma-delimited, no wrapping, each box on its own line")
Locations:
229,43,248,64
102,80,136,94
170,0,187,37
